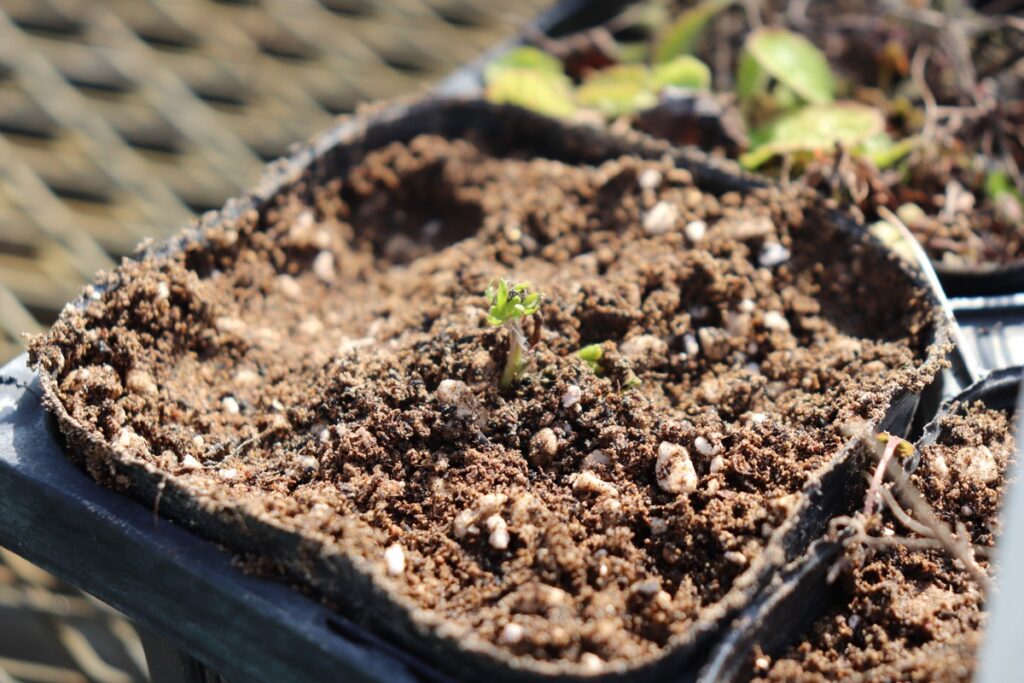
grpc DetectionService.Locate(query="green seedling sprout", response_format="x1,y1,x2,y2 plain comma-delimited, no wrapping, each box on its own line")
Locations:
486,279,542,390
576,344,604,374
576,342,641,389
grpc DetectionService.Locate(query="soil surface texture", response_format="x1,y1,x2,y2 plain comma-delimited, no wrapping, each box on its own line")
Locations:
754,401,1017,682
32,133,942,671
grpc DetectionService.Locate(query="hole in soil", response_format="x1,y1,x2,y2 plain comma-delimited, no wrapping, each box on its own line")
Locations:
792,240,921,344
343,161,484,265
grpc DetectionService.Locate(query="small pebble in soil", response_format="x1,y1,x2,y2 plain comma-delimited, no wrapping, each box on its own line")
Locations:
529,428,558,466
234,369,261,387
684,219,707,242
435,379,479,420
683,333,700,357
115,428,145,451
219,468,238,481
155,281,170,301
562,384,582,408
580,653,604,673
499,623,524,645
312,250,336,283
697,327,729,361
214,316,245,335
759,242,791,268
222,396,241,415
655,442,698,495
453,493,507,539
960,445,999,484
192,435,205,448
275,274,302,300
763,311,790,332
724,551,747,566
573,471,618,497
125,368,158,396
650,517,668,535
384,543,406,576
643,201,679,235
486,514,510,550
694,436,719,457
295,210,314,230
709,455,725,474
180,454,202,472
638,168,662,190
298,316,324,336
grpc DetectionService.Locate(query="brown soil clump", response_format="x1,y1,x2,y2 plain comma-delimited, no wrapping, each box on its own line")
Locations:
32,133,941,670
754,402,1017,682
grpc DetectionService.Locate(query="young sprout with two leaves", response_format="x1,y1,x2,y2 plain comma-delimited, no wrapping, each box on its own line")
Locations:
486,279,543,390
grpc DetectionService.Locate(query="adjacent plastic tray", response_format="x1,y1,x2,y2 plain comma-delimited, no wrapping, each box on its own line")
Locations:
698,365,1023,683
27,97,951,682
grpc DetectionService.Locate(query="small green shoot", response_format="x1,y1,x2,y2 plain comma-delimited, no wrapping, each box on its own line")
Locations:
576,344,604,373
486,279,543,390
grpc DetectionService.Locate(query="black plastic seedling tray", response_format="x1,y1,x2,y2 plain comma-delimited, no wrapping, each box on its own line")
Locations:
17,96,951,683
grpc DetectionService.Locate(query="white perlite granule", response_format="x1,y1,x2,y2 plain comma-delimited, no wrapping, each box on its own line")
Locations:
643,201,679,235
655,442,698,494
562,384,582,408
384,543,406,576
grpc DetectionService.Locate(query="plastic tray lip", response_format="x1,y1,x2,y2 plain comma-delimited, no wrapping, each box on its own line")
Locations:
28,96,953,681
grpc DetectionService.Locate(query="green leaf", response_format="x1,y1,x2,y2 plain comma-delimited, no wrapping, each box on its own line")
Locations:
576,64,658,118
652,55,712,90
654,0,732,63
740,102,885,169
486,279,542,326
485,46,564,80
485,68,577,118
744,28,834,105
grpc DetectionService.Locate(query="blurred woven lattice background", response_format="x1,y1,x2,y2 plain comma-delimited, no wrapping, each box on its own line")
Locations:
0,0,547,364
0,1,546,680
